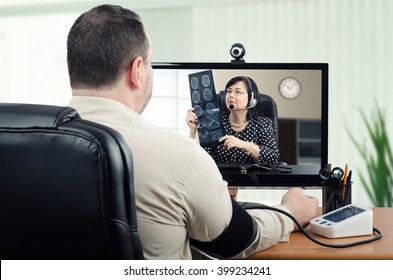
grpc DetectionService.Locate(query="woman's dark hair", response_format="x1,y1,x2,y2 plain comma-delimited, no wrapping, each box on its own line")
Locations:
67,4,150,89
225,76,259,119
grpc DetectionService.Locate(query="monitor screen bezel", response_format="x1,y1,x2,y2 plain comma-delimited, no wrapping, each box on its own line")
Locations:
152,62,328,186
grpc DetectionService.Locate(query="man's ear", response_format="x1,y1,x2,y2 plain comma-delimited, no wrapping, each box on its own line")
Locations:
128,56,143,89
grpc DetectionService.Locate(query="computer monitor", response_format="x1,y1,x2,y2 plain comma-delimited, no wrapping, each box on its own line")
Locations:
152,62,328,186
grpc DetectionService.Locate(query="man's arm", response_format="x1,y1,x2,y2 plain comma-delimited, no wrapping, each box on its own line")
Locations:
182,142,318,258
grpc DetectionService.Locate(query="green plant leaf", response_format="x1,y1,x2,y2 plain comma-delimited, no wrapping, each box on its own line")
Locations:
346,104,393,207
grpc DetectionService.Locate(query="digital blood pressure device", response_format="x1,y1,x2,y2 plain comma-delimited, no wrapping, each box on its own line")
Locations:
242,203,382,248
311,204,373,238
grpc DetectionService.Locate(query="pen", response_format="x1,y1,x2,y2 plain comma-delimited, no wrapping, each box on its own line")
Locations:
341,164,349,201
342,163,349,184
343,170,352,204
346,170,352,184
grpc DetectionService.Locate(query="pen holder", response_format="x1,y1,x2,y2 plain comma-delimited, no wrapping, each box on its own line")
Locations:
322,182,352,214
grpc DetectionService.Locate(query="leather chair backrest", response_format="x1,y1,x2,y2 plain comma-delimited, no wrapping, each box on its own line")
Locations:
0,103,143,260
217,90,279,142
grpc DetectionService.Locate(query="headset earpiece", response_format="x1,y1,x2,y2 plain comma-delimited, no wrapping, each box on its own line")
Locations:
245,77,257,108
249,91,257,107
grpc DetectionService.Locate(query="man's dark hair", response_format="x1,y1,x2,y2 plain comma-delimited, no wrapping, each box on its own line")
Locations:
67,4,150,89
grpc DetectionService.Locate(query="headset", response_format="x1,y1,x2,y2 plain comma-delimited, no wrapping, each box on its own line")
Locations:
244,76,257,109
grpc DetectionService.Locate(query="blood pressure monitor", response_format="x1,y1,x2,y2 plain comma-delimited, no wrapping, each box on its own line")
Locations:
310,204,373,238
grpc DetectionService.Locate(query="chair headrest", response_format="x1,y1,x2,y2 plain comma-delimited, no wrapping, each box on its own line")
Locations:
0,103,80,129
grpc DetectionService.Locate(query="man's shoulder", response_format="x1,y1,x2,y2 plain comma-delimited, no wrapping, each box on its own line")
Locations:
145,126,199,147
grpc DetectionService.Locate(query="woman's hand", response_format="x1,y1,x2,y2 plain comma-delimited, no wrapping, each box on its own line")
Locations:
219,135,248,150
186,108,197,129
186,108,198,139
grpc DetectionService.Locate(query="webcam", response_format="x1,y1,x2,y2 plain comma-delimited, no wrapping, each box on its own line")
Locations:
230,43,246,60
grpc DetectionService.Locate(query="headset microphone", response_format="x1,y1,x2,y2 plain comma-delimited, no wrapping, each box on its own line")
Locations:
228,102,256,110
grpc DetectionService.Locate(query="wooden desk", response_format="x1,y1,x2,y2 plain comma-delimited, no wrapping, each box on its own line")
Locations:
248,208,393,260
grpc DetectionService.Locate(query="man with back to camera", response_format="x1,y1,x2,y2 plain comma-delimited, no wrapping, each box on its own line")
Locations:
66,4,318,259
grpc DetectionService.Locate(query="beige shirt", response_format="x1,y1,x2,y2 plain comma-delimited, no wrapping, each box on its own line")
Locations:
69,96,293,259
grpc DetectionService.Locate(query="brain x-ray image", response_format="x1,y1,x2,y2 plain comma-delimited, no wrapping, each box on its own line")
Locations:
188,70,225,147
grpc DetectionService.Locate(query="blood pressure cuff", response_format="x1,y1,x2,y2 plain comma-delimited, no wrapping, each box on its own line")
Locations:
190,198,258,258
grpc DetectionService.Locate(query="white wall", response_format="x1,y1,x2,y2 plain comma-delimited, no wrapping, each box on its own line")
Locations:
1,0,392,206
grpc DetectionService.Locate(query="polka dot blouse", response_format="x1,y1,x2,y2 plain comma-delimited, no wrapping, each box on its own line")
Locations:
204,114,280,165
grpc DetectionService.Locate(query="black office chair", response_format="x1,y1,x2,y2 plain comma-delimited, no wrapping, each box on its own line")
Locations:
0,103,144,260
217,90,280,143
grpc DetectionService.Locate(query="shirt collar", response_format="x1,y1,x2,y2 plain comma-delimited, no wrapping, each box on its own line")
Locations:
68,96,154,129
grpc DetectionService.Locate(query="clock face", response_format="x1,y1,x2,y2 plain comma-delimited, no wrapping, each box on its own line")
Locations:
279,77,301,99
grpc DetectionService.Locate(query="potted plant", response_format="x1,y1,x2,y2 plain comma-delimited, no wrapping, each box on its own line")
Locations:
347,104,393,207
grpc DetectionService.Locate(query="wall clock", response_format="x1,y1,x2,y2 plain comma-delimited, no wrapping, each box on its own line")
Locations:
279,77,301,99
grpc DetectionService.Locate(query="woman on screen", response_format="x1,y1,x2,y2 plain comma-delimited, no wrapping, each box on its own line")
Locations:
186,76,279,164
186,76,279,168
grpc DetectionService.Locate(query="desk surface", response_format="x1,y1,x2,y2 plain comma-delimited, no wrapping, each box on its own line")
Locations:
247,207,393,260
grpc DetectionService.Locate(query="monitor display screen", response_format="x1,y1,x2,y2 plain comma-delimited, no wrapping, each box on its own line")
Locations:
152,62,328,187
